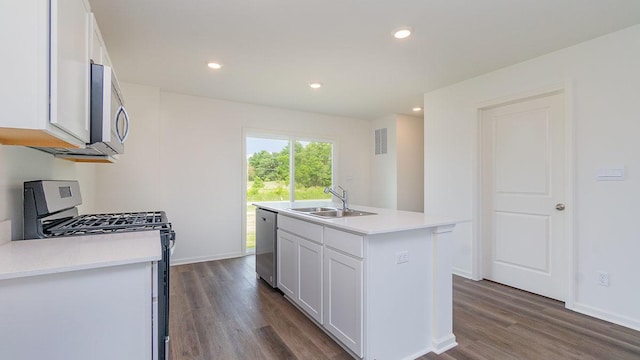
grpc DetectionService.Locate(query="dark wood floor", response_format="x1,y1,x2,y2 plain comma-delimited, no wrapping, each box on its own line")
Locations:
169,255,640,360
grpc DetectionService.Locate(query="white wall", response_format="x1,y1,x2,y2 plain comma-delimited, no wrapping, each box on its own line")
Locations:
371,115,397,209
0,145,96,239
370,114,424,211
93,85,372,264
397,115,424,212
92,84,162,212
424,25,640,330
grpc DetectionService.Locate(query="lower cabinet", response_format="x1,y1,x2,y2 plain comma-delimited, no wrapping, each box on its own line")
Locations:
297,237,323,323
277,229,323,323
276,215,363,358
323,246,363,357
0,262,153,360
277,229,297,298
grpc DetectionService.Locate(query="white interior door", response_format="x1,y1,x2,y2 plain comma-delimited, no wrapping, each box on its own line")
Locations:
481,92,565,301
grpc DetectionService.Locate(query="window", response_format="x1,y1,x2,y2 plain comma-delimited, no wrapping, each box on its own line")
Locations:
245,136,333,252
294,141,333,200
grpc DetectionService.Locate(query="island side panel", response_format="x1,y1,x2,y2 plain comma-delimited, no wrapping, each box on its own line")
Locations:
364,228,435,360
432,224,457,353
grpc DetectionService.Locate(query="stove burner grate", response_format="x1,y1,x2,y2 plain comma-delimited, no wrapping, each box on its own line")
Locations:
44,211,170,236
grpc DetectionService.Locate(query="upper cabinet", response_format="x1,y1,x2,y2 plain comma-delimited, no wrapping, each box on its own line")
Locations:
90,13,112,68
51,0,91,144
0,0,92,148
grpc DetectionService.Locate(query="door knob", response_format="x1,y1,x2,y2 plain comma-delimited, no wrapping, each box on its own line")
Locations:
555,203,566,211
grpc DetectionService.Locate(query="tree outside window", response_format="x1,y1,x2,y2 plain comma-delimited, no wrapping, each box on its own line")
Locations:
245,137,333,251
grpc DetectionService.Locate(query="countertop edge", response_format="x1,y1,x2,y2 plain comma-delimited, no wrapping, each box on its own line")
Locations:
253,201,459,235
0,231,163,281
0,255,161,281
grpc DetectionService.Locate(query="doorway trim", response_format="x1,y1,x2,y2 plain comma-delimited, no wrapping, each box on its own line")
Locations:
473,81,576,309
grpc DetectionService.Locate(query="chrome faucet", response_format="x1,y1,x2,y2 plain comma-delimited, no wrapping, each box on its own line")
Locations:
324,185,349,211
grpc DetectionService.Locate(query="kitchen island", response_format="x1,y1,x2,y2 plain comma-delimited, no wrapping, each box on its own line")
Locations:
253,201,458,360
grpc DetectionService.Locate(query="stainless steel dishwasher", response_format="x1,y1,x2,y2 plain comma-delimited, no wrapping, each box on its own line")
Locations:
256,207,277,287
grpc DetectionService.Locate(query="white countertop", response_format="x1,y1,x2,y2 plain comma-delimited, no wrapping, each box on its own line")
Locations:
253,201,457,235
0,230,162,281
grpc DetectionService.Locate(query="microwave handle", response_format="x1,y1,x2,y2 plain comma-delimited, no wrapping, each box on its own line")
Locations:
115,106,130,143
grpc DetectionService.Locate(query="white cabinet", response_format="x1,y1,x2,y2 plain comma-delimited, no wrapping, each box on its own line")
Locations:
0,0,91,148
323,246,363,357
276,215,361,355
90,13,113,67
0,262,154,360
322,226,363,356
297,236,323,323
277,229,297,298
277,215,324,324
276,214,362,355
50,0,91,143
324,226,364,258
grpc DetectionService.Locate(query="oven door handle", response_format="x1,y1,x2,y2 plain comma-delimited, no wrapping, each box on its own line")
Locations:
164,336,170,360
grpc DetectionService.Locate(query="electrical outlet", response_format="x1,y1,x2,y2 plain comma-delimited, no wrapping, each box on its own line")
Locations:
396,251,409,264
598,271,610,287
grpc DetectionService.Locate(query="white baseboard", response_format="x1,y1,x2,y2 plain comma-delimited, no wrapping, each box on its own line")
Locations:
432,334,458,354
170,252,245,266
452,267,473,279
570,302,640,332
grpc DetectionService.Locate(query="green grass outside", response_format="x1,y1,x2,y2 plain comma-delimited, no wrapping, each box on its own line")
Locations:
246,181,331,202
247,231,256,249
247,204,256,250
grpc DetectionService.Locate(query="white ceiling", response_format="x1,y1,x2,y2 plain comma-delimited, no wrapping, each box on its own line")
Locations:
88,0,640,120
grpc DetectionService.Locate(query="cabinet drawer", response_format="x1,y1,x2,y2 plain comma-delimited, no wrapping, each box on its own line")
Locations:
324,227,363,258
278,215,323,244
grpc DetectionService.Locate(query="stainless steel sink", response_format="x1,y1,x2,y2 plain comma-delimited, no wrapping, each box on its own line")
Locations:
310,209,377,218
289,206,376,218
289,206,337,213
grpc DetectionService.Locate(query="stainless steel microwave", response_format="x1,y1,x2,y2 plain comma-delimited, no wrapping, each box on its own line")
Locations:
88,63,129,155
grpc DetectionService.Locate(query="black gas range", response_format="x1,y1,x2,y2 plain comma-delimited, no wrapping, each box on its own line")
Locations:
23,180,175,360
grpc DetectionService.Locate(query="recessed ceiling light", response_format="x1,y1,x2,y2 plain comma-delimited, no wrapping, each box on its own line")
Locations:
207,62,222,70
412,107,423,112
393,27,413,39
309,82,322,89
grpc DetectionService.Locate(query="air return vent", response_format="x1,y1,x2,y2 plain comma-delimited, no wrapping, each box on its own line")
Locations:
375,128,388,155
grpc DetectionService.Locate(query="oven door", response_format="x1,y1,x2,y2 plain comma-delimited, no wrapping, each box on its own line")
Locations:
157,230,175,360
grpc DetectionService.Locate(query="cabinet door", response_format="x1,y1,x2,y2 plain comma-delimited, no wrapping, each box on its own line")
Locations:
277,230,297,299
0,1,49,130
90,14,104,64
50,0,90,143
297,237,323,324
90,13,113,67
323,247,363,357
